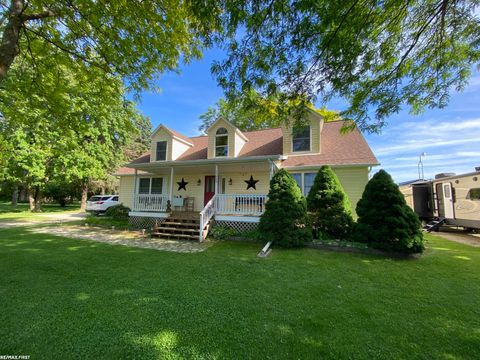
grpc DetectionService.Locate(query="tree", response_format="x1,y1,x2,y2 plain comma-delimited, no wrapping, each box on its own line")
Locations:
306,166,354,239
199,90,341,132
259,169,311,247
354,170,424,254
0,49,142,211
0,0,215,89
213,0,480,132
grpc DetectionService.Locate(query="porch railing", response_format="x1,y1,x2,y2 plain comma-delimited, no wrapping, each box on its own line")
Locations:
215,194,268,216
199,195,216,242
133,194,168,212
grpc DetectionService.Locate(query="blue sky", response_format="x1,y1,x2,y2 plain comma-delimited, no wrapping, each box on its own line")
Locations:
135,48,480,183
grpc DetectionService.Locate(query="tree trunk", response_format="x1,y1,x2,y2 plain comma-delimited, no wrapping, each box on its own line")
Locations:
19,187,27,202
0,0,24,83
28,190,35,211
34,186,42,212
11,185,18,207
80,182,89,211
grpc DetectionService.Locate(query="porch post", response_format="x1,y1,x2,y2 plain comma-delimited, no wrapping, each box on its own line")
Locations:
269,160,275,180
169,167,174,202
132,169,138,210
214,165,219,194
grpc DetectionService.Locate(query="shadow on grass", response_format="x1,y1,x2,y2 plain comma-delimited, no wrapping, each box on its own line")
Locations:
0,228,479,359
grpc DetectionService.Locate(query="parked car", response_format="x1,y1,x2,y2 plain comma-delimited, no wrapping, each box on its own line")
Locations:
86,195,119,214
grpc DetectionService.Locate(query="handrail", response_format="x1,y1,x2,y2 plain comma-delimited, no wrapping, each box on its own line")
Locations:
199,195,216,242
133,194,168,212
215,194,267,216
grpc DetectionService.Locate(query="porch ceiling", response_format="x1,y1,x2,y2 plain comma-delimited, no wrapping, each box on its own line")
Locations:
131,160,275,174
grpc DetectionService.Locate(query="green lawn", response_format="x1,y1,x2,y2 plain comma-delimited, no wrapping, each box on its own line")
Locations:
1,227,479,359
0,201,81,221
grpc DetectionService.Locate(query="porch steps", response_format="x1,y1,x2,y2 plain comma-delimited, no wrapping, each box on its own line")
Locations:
151,212,201,241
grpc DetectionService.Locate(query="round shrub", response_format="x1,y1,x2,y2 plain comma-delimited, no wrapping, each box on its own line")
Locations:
354,170,424,254
306,165,354,239
105,204,131,220
259,169,311,247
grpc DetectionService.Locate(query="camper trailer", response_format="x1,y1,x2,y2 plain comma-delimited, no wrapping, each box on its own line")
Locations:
399,169,480,231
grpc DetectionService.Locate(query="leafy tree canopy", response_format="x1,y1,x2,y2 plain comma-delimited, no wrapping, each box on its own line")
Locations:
0,44,146,209
212,0,480,132
1,1,479,132
199,90,341,132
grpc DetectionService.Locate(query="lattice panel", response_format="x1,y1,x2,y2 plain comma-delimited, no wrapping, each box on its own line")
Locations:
213,220,259,233
129,216,165,230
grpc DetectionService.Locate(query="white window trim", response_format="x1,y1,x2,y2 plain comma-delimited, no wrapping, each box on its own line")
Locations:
291,172,316,196
137,176,165,195
215,129,229,157
291,125,312,153
155,141,168,162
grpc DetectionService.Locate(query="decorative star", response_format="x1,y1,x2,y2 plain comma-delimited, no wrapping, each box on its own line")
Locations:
177,178,188,191
244,175,259,190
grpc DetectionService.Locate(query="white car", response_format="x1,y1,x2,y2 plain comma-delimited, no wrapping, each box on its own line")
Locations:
86,195,119,214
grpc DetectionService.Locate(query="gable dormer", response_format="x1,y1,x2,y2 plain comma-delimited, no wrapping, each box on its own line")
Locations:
207,118,248,159
150,124,193,162
281,110,324,156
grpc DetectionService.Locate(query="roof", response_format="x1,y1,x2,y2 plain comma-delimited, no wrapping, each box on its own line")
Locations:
115,121,378,175
151,124,193,146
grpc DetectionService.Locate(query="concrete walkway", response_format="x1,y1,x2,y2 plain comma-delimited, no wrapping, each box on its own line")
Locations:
433,228,480,247
33,225,211,253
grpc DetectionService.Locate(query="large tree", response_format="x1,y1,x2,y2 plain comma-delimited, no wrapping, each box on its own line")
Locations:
212,0,480,131
0,47,144,211
199,90,341,132
0,0,214,88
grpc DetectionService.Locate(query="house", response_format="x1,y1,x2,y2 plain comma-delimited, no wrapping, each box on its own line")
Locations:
116,111,378,241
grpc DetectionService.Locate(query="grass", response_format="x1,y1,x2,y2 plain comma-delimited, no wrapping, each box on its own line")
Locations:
0,228,479,359
0,201,81,221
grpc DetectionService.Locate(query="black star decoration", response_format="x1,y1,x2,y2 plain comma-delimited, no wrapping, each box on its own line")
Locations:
177,178,188,191
244,175,259,190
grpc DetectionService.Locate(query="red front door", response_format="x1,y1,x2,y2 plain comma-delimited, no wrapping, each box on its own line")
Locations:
204,176,215,205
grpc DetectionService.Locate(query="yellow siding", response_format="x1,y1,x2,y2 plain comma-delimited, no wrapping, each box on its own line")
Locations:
171,139,190,160
288,166,368,217
151,128,173,161
118,176,135,209
282,112,323,155
333,167,368,217
207,118,246,159
168,171,270,211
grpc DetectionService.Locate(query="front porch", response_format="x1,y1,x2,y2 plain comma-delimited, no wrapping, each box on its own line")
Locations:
124,159,276,241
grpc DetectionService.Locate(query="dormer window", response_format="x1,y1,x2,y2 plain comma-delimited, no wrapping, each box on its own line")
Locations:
292,125,310,152
215,128,228,157
156,141,167,161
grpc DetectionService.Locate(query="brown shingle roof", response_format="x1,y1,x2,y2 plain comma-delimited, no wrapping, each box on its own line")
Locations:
115,121,377,175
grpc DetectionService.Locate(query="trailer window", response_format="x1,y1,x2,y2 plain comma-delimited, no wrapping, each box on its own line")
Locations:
468,188,480,200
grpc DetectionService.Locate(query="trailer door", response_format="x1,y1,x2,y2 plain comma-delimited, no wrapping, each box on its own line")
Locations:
442,182,455,219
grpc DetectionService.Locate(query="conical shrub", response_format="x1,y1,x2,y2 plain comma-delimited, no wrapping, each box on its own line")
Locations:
259,169,311,247
306,165,354,239
354,170,424,254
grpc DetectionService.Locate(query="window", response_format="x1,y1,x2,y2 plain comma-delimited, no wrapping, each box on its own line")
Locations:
215,128,228,157
112,196,119,201
292,173,302,190
292,125,310,152
304,173,316,196
468,188,480,200
138,178,163,194
156,141,167,161
139,178,151,194
151,178,163,194
290,172,316,196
